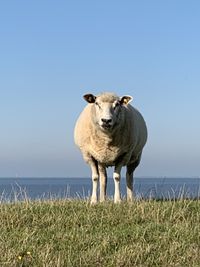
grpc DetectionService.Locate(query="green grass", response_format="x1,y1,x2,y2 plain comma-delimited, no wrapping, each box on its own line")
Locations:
0,199,199,267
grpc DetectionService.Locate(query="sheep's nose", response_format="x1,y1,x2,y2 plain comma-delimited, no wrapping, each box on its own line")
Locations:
101,118,112,124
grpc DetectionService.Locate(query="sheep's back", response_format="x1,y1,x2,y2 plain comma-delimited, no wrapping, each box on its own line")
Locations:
74,105,92,149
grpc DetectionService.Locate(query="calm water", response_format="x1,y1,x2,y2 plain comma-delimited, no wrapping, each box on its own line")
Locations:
0,177,199,202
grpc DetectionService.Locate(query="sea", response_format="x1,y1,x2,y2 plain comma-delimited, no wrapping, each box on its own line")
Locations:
0,177,199,202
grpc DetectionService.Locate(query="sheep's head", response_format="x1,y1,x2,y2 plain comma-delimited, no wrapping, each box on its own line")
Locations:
83,92,132,132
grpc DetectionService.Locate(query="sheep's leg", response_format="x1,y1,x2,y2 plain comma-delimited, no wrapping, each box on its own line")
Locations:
113,164,123,203
126,171,133,202
126,157,141,202
98,164,107,202
90,160,99,204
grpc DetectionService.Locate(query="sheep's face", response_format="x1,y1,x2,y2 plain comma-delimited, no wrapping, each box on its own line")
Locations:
84,93,132,132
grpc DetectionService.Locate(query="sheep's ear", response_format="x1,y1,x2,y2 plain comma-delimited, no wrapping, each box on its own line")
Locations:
83,94,96,103
120,95,133,105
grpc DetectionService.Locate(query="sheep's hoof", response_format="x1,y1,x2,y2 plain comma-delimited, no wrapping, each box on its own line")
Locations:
127,196,133,202
114,198,122,204
90,198,98,205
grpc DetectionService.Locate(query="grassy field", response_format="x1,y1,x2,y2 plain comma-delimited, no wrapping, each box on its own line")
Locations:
0,199,199,267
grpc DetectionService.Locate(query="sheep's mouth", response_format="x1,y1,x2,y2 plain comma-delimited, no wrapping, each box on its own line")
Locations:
101,124,112,130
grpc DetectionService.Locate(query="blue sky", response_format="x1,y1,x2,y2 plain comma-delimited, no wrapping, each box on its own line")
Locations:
0,1,200,178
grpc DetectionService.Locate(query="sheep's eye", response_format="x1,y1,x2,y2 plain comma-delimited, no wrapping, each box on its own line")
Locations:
114,102,120,109
95,102,101,109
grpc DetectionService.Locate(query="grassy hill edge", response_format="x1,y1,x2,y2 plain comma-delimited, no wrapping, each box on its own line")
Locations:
0,199,199,266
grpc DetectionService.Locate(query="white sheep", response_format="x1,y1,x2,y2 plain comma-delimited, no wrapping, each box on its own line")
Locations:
74,92,147,204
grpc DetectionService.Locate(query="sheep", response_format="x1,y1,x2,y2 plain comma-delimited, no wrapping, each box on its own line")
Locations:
74,92,147,204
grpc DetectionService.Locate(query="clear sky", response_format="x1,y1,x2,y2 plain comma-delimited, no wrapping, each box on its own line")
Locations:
0,1,200,178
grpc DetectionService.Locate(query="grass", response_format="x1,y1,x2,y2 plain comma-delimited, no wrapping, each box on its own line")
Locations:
0,198,199,267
